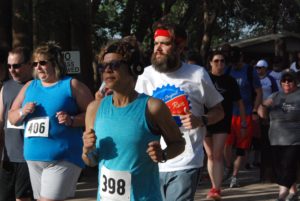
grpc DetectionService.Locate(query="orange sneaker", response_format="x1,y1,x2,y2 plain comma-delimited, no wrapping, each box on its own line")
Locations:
206,188,221,200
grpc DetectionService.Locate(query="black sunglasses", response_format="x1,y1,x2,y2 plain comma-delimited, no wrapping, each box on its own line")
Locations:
281,78,294,83
7,63,24,69
255,67,265,70
32,60,48,67
98,60,126,73
212,59,225,63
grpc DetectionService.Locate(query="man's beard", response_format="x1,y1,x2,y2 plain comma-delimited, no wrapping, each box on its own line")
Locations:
151,51,180,73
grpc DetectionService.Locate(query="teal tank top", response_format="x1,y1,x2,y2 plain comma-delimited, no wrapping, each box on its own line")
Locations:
94,94,162,201
23,76,84,167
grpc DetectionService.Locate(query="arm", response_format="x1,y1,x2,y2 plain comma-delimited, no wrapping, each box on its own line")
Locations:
0,88,4,162
56,79,94,127
82,100,100,166
8,81,35,125
258,98,273,119
237,99,247,137
253,87,263,113
180,103,224,129
146,98,185,162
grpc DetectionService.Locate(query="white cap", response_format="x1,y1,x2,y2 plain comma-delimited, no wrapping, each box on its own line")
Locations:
256,59,268,68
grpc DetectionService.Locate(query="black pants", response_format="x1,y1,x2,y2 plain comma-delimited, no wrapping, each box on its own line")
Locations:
271,145,300,188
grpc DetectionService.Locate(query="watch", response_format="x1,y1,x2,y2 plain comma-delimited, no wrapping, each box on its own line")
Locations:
241,121,247,128
161,150,167,163
201,115,208,126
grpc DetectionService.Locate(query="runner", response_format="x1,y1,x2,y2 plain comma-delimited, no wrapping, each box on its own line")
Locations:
82,38,185,201
8,41,93,201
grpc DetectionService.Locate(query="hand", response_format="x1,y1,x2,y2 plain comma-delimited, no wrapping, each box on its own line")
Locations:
82,128,96,154
56,111,73,126
22,102,36,116
180,108,202,129
147,141,163,163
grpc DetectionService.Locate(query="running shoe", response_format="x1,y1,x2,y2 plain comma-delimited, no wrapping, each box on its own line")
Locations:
229,176,240,188
286,192,298,201
206,188,221,200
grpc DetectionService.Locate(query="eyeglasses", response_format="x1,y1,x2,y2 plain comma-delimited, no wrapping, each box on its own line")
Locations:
280,78,294,83
32,60,48,67
98,60,126,73
7,63,24,69
212,59,224,63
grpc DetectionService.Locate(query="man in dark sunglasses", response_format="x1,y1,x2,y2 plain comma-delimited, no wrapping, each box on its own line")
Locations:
0,46,33,201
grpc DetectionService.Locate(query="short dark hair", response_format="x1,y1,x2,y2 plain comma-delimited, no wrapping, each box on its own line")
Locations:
9,46,31,64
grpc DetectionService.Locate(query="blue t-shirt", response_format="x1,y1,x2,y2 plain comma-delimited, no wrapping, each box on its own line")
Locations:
229,64,261,115
23,76,84,167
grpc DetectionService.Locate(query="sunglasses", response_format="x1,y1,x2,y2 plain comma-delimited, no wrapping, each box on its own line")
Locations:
255,67,265,70
212,59,224,63
7,63,24,69
280,78,294,83
32,60,48,67
98,60,126,73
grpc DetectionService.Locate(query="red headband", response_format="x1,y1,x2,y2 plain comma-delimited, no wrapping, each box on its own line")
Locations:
154,29,171,39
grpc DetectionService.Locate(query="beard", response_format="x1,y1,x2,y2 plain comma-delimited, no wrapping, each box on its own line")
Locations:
151,51,180,73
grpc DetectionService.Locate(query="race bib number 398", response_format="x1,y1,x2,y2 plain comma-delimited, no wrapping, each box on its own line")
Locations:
99,166,131,201
25,117,49,138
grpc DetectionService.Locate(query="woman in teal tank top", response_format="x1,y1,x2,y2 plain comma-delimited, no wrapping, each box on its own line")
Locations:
82,38,185,201
8,41,94,201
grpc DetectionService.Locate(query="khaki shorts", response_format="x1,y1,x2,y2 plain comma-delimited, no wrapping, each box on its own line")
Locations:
27,160,81,200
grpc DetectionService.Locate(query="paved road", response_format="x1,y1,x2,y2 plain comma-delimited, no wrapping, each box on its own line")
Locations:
68,166,280,201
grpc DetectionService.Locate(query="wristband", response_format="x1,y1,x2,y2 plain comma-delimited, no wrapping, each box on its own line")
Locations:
161,150,167,163
70,116,74,126
241,121,247,128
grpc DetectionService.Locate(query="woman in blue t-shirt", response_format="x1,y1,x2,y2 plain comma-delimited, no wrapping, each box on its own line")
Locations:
8,41,94,201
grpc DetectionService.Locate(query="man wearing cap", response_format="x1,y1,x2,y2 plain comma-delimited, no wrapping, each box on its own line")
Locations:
255,59,278,100
135,22,224,201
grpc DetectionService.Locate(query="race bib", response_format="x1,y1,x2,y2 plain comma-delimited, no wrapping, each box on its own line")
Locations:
25,117,49,138
99,166,131,201
6,120,24,129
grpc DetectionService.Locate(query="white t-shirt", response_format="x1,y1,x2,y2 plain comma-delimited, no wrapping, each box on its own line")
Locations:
135,63,223,172
290,62,300,72
260,76,275,100
269,70,282,91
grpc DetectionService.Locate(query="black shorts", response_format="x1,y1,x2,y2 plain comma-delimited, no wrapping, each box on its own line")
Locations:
0,161,33,201
206,117,231,137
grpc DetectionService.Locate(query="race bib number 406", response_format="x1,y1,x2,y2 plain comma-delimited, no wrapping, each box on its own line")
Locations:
99,166,131,201
25,117,49,138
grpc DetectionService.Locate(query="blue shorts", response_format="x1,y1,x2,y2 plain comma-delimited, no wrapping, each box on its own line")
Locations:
160,168,201,201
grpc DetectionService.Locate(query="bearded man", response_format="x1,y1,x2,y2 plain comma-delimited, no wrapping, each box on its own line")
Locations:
135,22,224,201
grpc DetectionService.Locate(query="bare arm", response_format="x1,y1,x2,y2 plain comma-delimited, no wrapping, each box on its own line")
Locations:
8,81,35,125
0,88,4,162
146,98,185,162
82,100,100,166
56,79,94,127
258,98,273,119
253,87,263,113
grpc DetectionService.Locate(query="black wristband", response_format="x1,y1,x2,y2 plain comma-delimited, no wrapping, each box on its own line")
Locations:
161,150,167,163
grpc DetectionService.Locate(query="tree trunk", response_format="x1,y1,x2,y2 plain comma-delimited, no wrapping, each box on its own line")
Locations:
12,0,32,48
70,0,94,91
0,0,12,49
121,0,135,37
199,0,217,66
